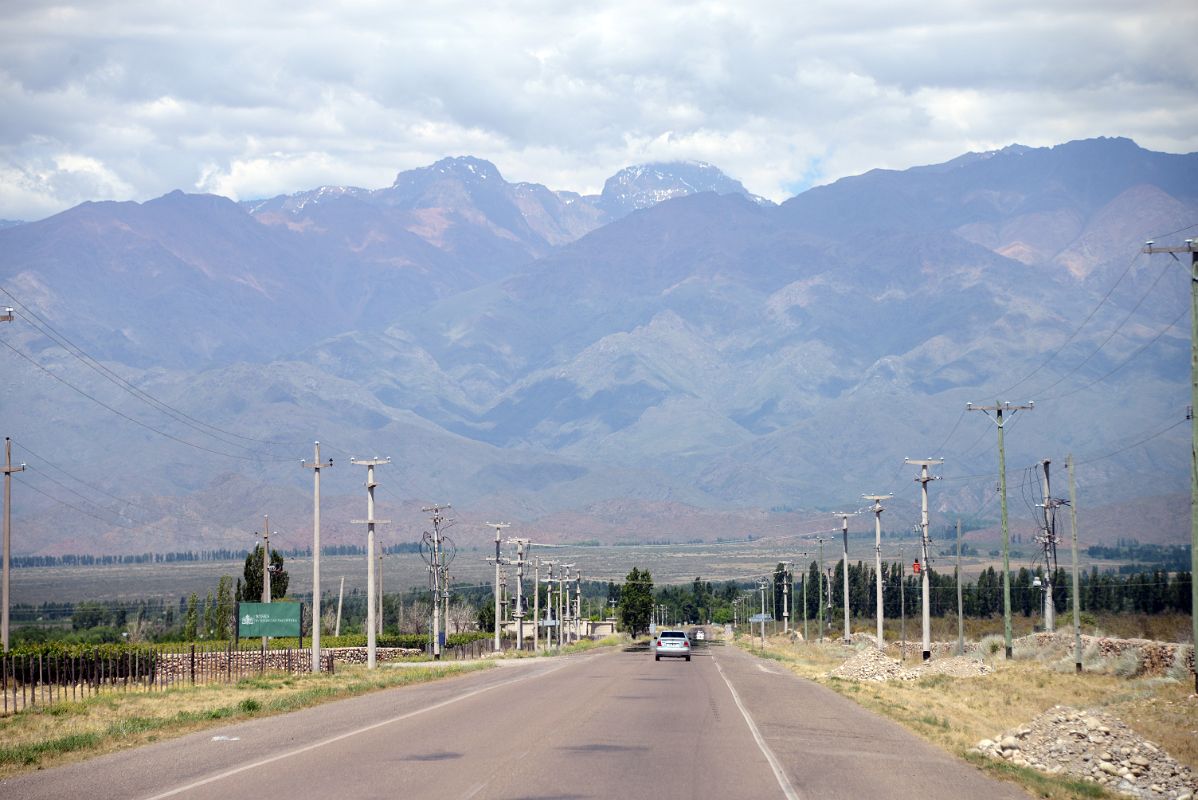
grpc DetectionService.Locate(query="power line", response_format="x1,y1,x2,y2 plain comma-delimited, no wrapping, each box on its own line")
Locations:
0,338,284,462
13,475,139,530
1027,254,1176,397
1043,305,1187,401
11,439,159,516
0,287,307,453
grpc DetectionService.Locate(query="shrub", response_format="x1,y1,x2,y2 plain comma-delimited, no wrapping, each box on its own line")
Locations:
979,634,1004,656
1111,649,1143,678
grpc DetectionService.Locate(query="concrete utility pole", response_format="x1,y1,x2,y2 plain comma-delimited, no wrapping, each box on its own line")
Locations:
899,543,906,661
834,512,855,642
2,437,25,652
1067,454,1082,673
560,564,574,646
487,522,510,652
782,562,792,634
906,458,942,661
421,504,451,660
817,537,825,642
509,538,528,648
377,543,385,636
351,457,391,669
533,558,541,652
863,494,891,651
956,519,965,656
1038,459,1057,632
302,442,333,672
801,559,809,642
757,578,769,649
259,515,272,604
335,576,344,637
1144,238,1198,691
968,401,1033,659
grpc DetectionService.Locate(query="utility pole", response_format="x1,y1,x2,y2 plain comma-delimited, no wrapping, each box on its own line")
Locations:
1037,459,1058,632
782,561,792,634
302,442,332,672
1067,454,1082,673
486,522,510,652
509,538,528,649
906,458,942,661
817,537,825,642
259,515,272,604
899,543,906,661
801,560,808,642
421,504,452,660
2,437,25,652
757,578,769,649
834,512,856,642
377,543,384,636
956,518,964,656
1144,238,1198,691
575,569,583,642
864,494,891,651
967,401,1034,659
351,457,391,669
335,576,344,637
534,557,541,652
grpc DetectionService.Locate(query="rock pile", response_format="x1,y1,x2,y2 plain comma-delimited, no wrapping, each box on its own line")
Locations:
830,647,917,681
974,706,1196,800
830,649,992,682
916,655,992,678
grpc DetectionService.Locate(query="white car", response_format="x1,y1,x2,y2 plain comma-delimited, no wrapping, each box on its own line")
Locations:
654,630,691,661
695,630,705,641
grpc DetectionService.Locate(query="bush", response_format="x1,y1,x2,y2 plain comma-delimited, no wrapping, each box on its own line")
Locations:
1111,649,1143,678
979,634,1004,657
1167,645,1194,682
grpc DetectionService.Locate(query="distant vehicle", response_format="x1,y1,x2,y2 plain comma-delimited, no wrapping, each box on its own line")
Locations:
654,630,691,661
694,630,705,641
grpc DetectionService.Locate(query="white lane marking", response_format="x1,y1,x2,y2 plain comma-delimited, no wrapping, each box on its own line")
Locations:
461,782,487,799
715,656,802,800
141,660,577,800
209,736,239,742
757,664,777,675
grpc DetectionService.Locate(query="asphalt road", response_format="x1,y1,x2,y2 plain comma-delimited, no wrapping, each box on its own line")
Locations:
1,641,1029,800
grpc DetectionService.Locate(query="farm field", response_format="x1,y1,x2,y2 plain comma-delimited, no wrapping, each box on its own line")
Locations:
9,538,1149,606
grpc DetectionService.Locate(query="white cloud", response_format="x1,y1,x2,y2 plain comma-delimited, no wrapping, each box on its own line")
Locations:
0,0,1195,218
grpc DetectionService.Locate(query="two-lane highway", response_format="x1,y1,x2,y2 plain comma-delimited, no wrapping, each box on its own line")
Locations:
1,641,1028,799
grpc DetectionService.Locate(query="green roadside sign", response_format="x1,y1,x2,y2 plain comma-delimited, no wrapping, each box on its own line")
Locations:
237,602,303,639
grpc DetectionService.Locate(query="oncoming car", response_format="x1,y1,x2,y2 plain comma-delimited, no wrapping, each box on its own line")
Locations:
654,630,691,661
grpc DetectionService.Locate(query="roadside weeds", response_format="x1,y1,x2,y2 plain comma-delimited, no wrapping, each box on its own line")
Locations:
0,661,491,778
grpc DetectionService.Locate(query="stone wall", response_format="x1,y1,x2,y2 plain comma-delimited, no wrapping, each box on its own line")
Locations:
155,646,426,684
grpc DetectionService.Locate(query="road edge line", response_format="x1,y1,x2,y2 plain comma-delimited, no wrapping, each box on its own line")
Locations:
714,656,802,800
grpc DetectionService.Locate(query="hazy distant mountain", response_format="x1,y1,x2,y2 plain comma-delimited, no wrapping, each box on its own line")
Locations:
0,219,24,229
1,138,1195,556
595,161,772,219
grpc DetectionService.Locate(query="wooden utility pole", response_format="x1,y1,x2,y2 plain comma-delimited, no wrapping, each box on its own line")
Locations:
302,442,332,673
2,437,25,652
351,457,391,668
906,459,942,661
1143,239,1198,692
968,401,1034,658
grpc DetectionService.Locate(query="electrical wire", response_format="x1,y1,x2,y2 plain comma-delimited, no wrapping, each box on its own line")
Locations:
1,286,308,453
1026,253,1176,397
12,474,139,530
0,338,287,462
11,438,160,516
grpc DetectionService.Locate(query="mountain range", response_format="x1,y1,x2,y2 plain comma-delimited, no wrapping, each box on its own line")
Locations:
1,139,1195,556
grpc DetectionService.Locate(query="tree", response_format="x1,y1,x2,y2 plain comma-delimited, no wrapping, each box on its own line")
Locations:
241,545,289,601
184,593,199,640
618,567,654,636
477,601,495,633
214,576,234,639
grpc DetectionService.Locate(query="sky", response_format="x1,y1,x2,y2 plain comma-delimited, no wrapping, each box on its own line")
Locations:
1,0,1196,221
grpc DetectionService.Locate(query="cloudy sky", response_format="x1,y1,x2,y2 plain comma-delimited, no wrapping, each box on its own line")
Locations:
1,0,1195,221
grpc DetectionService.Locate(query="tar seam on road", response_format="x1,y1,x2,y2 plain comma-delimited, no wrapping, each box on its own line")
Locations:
138,659,579,800
714,656,802,800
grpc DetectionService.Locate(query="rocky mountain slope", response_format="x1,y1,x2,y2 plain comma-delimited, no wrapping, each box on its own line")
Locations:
1,140,1194,554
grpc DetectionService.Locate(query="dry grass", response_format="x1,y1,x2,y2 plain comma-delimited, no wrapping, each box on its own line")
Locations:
737,633,1198,800
0,661,491,778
